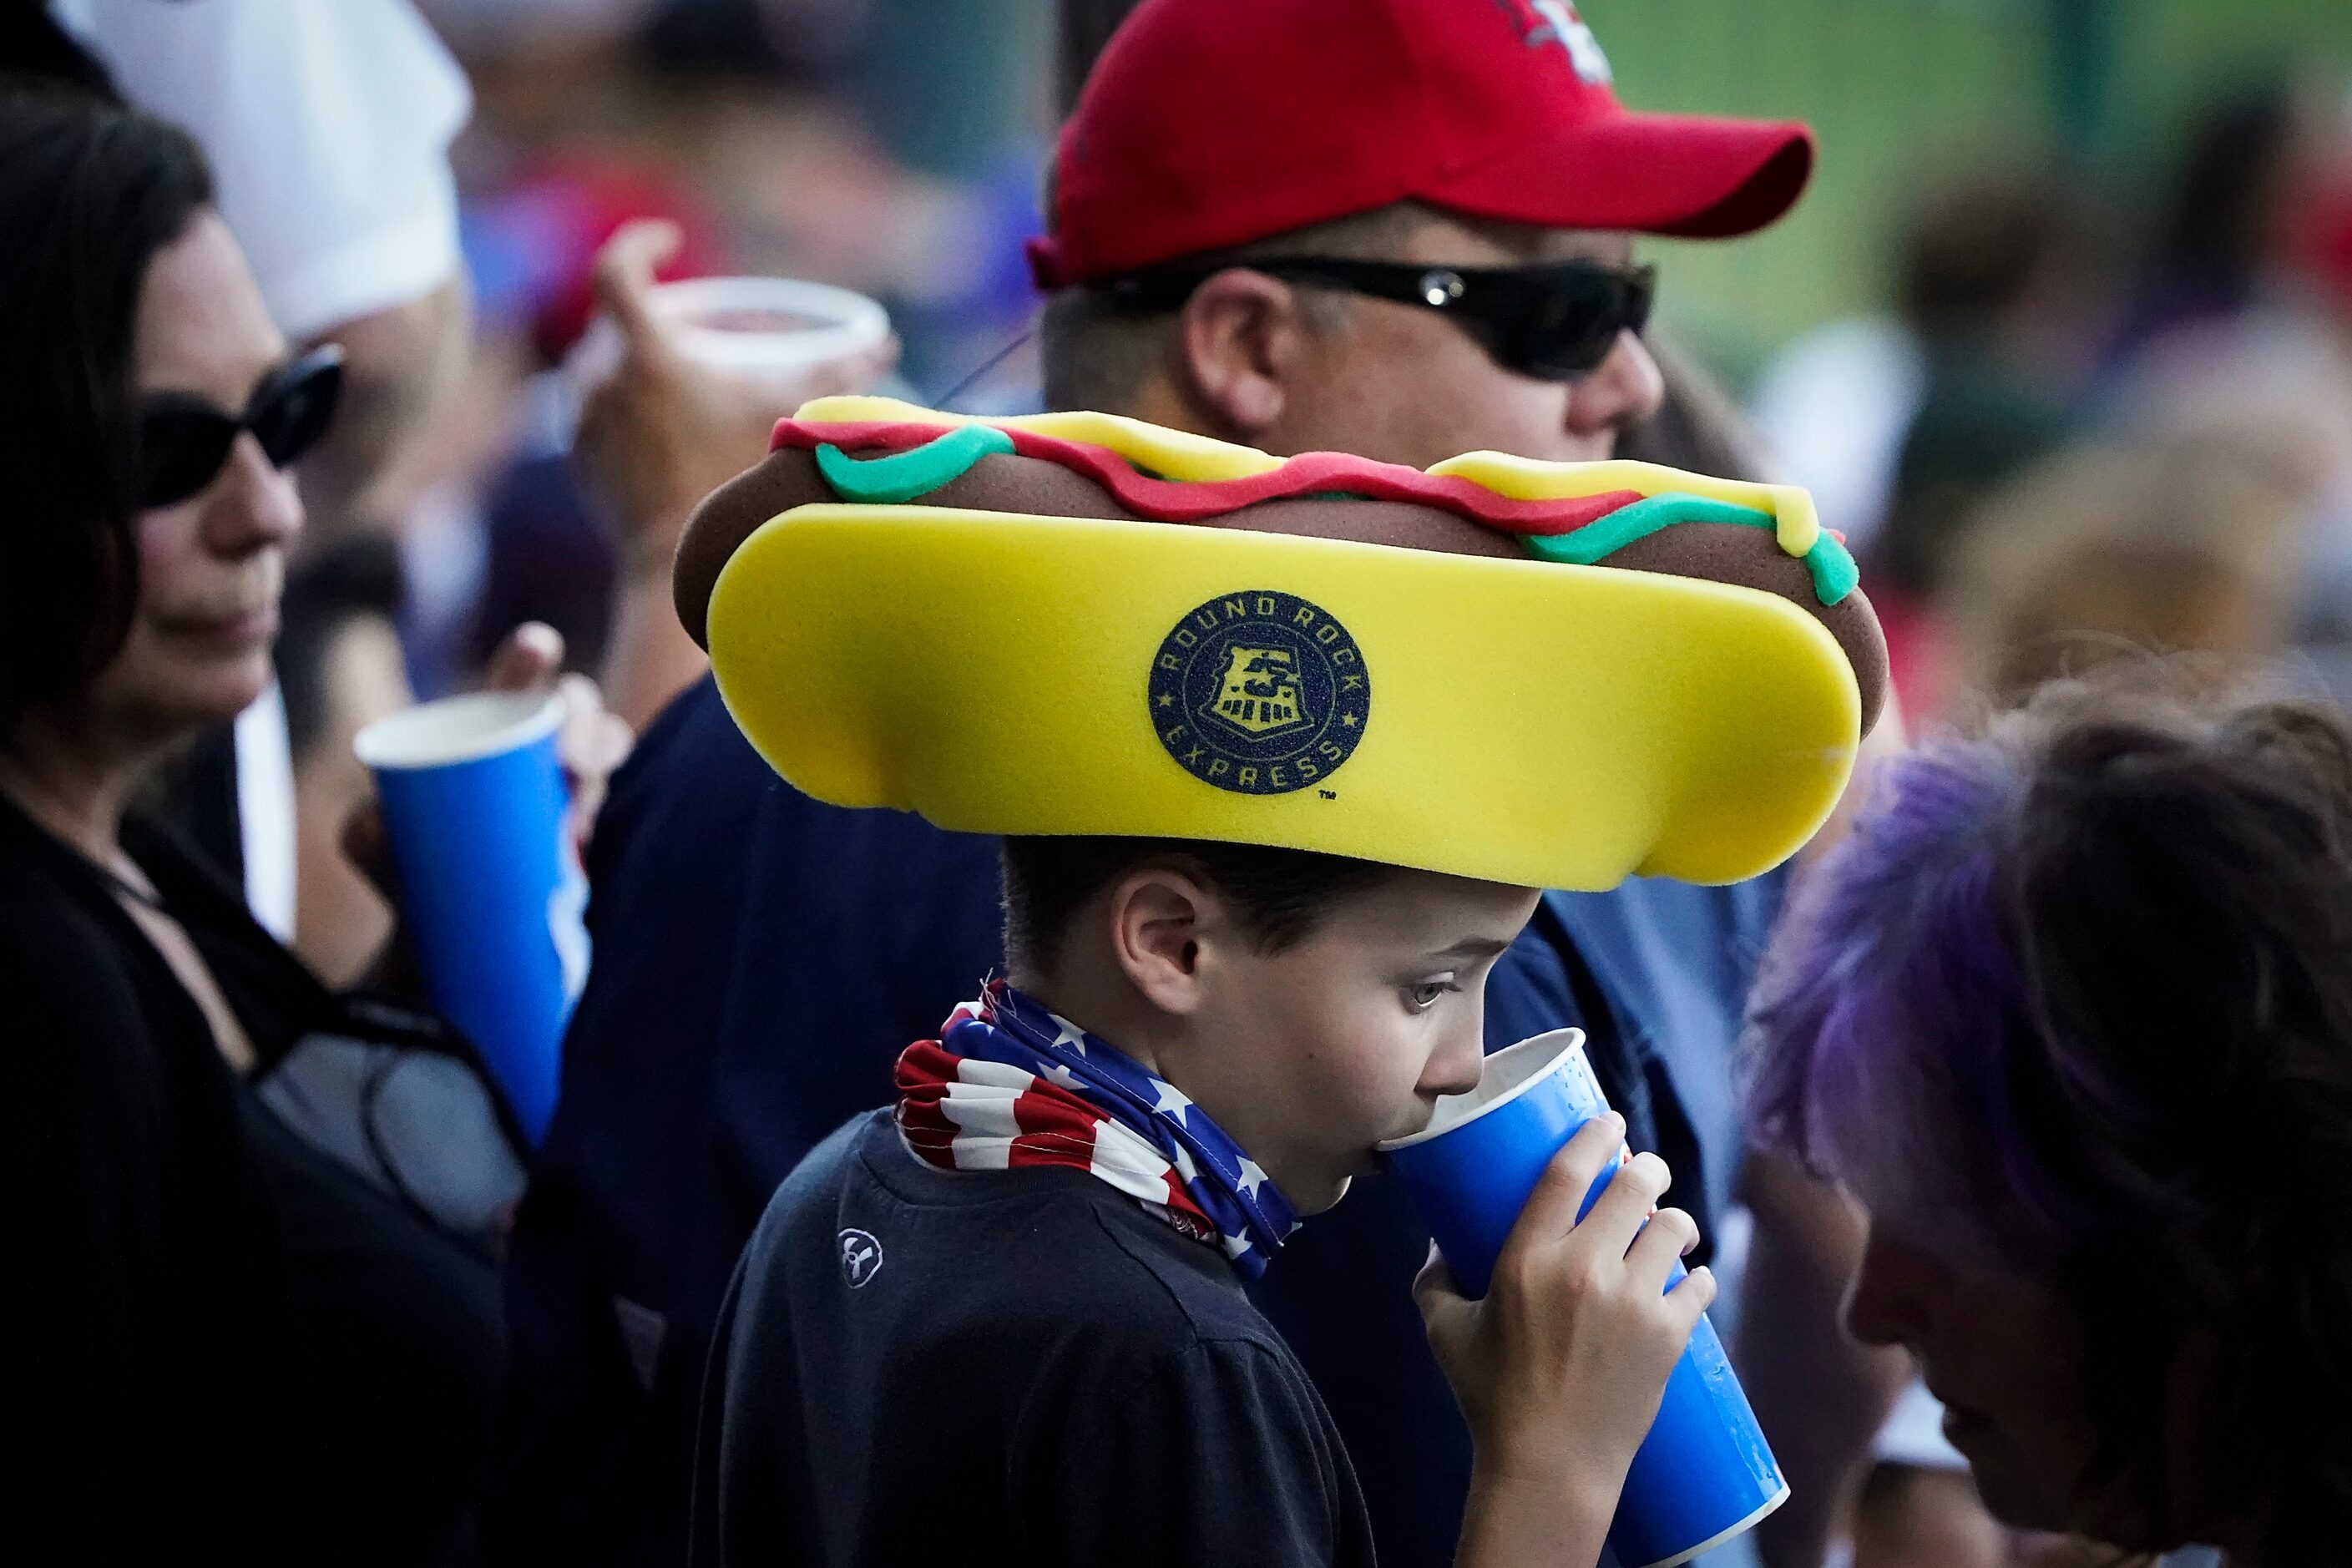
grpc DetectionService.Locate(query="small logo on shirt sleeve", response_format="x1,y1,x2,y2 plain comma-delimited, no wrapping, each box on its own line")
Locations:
837,1227,884,1288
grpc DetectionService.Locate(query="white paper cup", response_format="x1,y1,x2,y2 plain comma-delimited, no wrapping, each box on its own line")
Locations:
571,276,890,397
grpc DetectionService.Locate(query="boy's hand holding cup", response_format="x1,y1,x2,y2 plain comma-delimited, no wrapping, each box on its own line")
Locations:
1385,1030,1786,1568
1415,1120,1714,1493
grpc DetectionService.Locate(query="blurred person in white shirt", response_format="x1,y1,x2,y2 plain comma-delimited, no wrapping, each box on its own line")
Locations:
52,0,477,535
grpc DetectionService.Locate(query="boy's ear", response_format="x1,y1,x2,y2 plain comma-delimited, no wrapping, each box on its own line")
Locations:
1106,865,1216,1015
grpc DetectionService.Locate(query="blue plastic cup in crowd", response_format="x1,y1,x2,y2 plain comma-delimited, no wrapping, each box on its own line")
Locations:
1378,1028,1788,1568
354,690,589,1145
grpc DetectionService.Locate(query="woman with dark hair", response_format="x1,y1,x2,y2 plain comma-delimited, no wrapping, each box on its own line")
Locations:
0,85,545,1566
1746,676,2352,1564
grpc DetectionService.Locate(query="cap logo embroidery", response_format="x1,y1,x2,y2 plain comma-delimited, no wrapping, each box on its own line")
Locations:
1150,590,1372,796
1496,0,1614,86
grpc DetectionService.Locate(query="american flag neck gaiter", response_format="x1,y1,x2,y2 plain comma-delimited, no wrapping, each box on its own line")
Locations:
893,979,1301,1279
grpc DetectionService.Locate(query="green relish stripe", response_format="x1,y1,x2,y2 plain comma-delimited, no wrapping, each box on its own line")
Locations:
814,425,1016,505
813,430,1860,608
1520,493,1859,606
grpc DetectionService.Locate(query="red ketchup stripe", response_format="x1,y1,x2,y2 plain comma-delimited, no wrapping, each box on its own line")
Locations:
770,418,1642,538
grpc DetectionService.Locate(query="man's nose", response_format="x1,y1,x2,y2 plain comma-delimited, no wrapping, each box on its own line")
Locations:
1565,328,1665,443
202,431,306,554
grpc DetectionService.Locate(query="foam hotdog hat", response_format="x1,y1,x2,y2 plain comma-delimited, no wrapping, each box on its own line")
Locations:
690,397,1887,890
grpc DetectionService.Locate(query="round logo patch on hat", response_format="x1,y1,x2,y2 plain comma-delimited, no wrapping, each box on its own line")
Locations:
1148,589,1371,796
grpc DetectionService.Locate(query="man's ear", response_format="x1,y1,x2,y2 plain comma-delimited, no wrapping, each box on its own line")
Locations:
1171,268,1316,442
1105,865,1217,1015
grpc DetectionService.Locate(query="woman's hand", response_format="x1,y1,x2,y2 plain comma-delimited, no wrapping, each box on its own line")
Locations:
478,621,633,845
572,218,899,574
1416,1115,1715,1566
569,218,898,731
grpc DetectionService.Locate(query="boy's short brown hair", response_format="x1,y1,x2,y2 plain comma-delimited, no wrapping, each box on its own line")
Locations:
999,836,1399,974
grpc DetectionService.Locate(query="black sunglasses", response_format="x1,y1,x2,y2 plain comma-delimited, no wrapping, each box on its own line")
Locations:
1104,256,1655,382
136,343,345,508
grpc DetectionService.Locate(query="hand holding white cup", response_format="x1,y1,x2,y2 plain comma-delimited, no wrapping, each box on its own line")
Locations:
570,220,899,568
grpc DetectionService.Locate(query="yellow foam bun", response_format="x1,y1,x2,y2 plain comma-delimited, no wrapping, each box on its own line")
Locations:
707,504,1862,889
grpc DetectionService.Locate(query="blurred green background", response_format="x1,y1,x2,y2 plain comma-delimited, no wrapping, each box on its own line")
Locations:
1581,0,2352,380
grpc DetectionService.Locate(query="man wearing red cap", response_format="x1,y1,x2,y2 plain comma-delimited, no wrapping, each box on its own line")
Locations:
1029,0,1809,473
495,5,1895,1566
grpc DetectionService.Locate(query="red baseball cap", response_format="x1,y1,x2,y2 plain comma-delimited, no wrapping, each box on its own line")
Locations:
1030,0,1815,290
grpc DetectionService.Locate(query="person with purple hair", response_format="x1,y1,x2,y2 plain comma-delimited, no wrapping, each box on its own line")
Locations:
1745,676,2352,1565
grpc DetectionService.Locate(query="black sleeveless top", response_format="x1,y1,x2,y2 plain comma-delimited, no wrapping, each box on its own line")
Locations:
0,793,504,1566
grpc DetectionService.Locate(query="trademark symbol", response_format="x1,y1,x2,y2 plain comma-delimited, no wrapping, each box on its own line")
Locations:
1318,789,1338,801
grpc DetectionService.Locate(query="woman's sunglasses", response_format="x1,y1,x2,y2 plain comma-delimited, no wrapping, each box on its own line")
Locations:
136,344,345,509
1105,256,1655,382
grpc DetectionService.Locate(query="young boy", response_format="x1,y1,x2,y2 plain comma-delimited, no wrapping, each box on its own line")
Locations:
694,834,1702,1566
681,405,1882,1565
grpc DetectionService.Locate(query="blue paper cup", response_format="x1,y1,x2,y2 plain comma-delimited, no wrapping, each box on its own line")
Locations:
1379,1029,1788,1568
354,690,589,1144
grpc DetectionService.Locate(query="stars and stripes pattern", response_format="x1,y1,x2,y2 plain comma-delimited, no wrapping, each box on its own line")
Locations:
893,979,1300,1279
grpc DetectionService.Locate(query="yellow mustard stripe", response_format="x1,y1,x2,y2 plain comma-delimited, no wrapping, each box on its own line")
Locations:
794,400,1827,557
793,395,1284,483
1427,453,1823,559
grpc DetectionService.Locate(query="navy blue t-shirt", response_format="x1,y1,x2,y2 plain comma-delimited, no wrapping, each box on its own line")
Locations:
690,1110,1375,1567
491,675,1779,1568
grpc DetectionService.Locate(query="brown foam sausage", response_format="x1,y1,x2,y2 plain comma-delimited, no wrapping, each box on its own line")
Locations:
676,443,1888,732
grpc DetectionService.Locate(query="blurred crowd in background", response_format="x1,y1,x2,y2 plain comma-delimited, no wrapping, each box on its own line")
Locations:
398,0,1048,689
1757,69,2352,728
253,0,1057,989
243,0,2352,984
